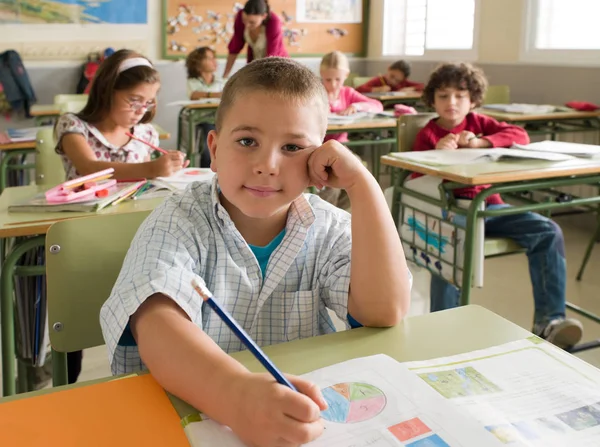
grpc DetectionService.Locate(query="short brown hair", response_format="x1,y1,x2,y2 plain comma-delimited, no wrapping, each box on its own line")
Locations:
186,47,215,79
422,62,488,108
389,60,411,78
215,57,329,134
78,49,160,124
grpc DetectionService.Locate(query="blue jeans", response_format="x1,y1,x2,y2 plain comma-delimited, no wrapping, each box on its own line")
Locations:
430,204,566,325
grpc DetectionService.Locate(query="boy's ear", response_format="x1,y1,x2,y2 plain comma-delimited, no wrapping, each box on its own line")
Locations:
207,130,218,173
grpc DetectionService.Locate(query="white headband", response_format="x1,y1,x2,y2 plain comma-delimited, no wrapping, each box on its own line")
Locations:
118,57,153,74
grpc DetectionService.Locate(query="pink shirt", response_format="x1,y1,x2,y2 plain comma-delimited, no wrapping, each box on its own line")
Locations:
327,86,383,143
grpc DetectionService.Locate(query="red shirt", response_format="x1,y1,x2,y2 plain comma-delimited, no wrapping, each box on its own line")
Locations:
356,76,424,93
228,11,289,63
412,112,530,204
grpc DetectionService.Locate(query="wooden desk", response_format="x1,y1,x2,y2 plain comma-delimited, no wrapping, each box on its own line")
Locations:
382,153,600,353
478,108,600,123
29,104,61,117
365,91,422,108
0,305,532,414
328,117,397,180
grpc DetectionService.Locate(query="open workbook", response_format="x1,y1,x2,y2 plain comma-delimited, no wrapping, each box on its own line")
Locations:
390,148,576,166
2,338,599,446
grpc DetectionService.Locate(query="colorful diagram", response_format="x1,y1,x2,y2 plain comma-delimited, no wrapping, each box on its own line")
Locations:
419,367,501,399
321,383,386,423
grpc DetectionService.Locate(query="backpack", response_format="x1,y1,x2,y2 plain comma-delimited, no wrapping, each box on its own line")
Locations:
0,50,36,117
76,48,115,94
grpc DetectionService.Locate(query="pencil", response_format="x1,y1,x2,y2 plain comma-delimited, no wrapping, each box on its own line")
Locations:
379,75,386,86
125,132,169,155
191,278,297,392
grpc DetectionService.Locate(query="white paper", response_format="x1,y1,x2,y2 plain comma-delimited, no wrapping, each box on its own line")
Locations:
296,0,362,23
391,148,575,166
7,126,50,142
482,104,557,114
404,339,600,447
153,168,215,191
327,112,369,125
513,141,600,159
184,355,503,446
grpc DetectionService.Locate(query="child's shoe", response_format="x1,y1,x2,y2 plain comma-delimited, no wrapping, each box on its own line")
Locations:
533,318,583,349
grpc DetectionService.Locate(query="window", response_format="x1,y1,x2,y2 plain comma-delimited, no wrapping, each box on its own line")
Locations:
522,0,600,65
382,0,477,58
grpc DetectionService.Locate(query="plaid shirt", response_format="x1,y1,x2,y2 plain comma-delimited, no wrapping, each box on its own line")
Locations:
100,178,356,375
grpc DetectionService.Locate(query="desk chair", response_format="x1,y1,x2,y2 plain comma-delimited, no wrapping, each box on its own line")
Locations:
352,76,372,89
35,127,64,187
46,211,152,386
392,113,524,299
483,85,510,105
59,100,87,114
54,94,88,106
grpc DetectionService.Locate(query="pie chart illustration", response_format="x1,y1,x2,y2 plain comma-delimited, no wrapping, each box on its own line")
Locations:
320,383,387,423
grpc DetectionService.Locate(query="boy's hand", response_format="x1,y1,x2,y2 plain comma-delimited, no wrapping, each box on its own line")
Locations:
435,134,459,150
229,373,328,447
152,150,189,177
338,105,358,116
457,131,477,147
308,140,368,190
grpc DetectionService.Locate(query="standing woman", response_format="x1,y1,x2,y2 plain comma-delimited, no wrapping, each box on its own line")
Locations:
223,0,288,78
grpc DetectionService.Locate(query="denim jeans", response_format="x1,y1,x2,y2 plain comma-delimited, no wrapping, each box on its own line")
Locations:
430,204,566,325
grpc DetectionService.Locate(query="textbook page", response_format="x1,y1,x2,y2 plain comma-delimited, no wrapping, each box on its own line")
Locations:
404,338,600,447
184,354,502,446
390,148,574,166
513,141,600,158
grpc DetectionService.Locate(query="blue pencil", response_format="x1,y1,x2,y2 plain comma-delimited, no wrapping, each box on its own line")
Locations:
191,278,297,392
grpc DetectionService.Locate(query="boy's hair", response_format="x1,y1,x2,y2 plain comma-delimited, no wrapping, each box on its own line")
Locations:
320,51,350,73
244,0,270,16
215,57,328,133
389,60,411,78
422,62,488,108
77,49,160,124
186,47,215,79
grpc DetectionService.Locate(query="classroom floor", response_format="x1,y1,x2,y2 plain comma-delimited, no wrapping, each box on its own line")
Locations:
2,212,600,389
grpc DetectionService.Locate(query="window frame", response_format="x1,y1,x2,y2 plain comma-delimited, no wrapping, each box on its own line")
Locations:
520,0,600,66
376,0,481,61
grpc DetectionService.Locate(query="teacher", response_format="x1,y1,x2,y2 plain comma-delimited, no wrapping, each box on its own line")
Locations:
223,0,289,78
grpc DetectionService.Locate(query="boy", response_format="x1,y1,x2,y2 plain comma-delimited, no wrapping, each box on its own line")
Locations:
356,60,424,94
100,57,411,446
414,62,582,349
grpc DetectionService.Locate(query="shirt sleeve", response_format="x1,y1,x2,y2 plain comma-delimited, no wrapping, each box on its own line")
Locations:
317,222,352,326
345,88,384,113
55,113,87,154
99,198,205,373
477,114,531,147
227,11,246,55
355,77,382,93
412,126,436,151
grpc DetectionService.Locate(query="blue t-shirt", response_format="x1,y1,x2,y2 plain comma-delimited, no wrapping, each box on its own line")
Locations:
248,229,286,277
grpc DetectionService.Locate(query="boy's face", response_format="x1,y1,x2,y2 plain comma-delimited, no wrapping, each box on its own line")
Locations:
208,91,325,222
386,68,406,86
433,86,474,124
320,68,348,95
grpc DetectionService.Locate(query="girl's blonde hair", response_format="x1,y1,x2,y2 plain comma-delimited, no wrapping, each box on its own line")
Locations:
320,51,350,72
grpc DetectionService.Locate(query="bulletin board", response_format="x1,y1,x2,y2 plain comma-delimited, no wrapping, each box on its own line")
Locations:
162,0,369,59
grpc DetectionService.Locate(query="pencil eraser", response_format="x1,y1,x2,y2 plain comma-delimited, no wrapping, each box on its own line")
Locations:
191,277,211,301
95,189,109,198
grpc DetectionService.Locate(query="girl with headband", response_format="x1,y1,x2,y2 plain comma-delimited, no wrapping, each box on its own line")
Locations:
55,49,188,181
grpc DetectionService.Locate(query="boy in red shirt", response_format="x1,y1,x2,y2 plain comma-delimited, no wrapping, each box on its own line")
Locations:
413,62,582,349
356,60,424,94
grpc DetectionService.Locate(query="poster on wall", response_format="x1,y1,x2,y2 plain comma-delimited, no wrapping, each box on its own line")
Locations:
296,0,362,23
0,0,148,24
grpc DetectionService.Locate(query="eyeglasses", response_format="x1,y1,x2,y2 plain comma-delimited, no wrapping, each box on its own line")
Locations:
125,98,156,112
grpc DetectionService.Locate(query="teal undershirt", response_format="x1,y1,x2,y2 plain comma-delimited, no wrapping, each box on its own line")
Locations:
248,229,286,277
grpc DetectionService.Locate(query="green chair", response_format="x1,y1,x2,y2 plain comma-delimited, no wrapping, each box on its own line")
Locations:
34,127,64,187
54,94,88,106
352,76,373,89
45,211,152,386
58,100,87,114
483,85,510,105
392,113,524,296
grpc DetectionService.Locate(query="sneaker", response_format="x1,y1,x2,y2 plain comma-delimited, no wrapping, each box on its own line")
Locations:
534,318,583,349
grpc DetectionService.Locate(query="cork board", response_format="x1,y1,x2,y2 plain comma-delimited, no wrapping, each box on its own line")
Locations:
162,0,368,59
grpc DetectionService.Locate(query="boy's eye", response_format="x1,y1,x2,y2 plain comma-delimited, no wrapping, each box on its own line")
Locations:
237,138,256,147
283,144,303,152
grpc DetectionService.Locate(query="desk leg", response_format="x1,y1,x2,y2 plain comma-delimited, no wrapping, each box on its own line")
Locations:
460,195,487,306
1,236,45,396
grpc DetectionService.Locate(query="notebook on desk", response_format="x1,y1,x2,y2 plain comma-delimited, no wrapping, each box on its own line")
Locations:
513,141,600,159
390,148,575,166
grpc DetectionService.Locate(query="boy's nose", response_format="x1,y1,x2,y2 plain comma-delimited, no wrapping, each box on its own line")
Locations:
253,149,280,176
